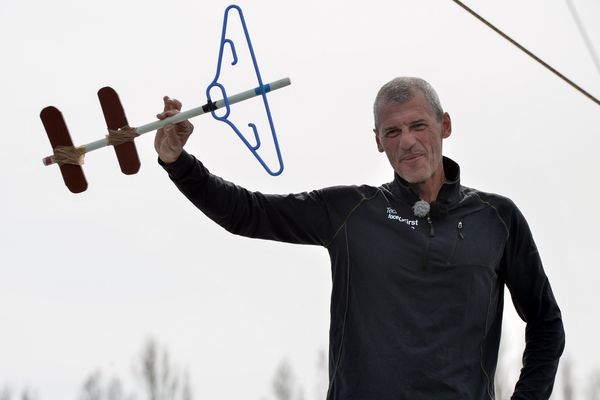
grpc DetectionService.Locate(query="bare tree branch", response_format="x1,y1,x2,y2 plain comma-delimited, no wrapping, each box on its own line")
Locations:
314,349,328,400
79,371,103,400
0,387,12,400
561,359,574,400
589,369,600,400
137,338,185,400
272,359,294,400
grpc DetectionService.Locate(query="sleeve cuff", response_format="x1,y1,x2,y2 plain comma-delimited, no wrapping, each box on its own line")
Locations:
158,150,198,181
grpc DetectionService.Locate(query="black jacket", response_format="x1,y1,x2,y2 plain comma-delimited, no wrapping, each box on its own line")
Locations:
161,152,565,400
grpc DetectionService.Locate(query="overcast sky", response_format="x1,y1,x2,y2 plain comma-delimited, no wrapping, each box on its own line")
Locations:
1,0,599,399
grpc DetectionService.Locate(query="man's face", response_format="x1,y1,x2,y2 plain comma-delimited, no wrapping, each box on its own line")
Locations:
374,91,451,184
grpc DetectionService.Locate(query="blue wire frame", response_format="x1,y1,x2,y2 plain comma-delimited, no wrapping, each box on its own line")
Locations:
206,4,284,176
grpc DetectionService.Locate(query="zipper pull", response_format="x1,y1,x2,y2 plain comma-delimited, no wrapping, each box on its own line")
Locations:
458,221,464,239
427,216,435,237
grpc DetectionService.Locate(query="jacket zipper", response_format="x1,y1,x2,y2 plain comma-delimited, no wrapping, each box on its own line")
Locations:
427,216,435,237
424,217,466,268
422,216,434,269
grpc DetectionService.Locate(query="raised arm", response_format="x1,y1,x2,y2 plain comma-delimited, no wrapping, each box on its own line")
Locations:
153,96,339,246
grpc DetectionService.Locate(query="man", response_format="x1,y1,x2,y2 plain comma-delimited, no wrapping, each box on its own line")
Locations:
155,77,565,399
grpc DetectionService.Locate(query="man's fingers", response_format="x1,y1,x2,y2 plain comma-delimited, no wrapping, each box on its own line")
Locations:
156,109,180,120
162,96,174,111
169,98,183,111
162,96,183,112
180,119,194,132
154,96,190,162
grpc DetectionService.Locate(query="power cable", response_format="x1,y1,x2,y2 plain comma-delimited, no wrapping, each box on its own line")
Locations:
565,0,600,77
451,0,600,107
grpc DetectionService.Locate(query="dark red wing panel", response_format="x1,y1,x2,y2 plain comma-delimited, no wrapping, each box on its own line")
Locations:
40,106,88,193
98,87,140,175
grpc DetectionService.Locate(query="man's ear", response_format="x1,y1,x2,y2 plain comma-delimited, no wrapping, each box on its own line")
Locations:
442,112,452,139
374,129,384,152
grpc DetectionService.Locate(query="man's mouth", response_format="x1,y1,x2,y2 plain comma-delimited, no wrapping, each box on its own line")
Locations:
400,154,424,163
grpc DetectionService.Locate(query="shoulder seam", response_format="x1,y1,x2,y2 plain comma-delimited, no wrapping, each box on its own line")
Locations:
469,191,510,237
325,188,383,247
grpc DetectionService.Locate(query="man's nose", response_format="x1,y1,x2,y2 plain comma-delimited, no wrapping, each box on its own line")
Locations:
399,130,417,150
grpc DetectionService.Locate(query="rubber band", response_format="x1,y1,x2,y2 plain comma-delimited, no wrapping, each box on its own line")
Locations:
53,146,86,166
107,126,139,146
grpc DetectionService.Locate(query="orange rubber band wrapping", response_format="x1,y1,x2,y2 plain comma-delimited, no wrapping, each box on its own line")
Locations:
53,145,86,166
107,126,139,146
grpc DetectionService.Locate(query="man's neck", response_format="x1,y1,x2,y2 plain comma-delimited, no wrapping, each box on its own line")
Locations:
411,165,446,203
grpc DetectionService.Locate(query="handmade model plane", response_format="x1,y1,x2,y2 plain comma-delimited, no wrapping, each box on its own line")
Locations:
41,5,290,193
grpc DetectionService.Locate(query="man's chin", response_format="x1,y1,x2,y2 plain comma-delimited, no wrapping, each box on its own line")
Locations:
397,171,426,185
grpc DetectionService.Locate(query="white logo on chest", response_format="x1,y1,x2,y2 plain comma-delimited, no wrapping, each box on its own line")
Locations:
386,207,419,229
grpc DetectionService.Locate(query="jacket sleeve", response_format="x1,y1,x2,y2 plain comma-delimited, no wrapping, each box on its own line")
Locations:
159,151,334,246
501,202,565,400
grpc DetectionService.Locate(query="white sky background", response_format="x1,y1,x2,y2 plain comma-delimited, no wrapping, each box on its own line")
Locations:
1,0,599,398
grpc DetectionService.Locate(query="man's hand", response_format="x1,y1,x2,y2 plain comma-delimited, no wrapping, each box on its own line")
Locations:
154,96,194,164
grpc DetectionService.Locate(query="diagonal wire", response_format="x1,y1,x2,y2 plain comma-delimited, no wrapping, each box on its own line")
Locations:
565,0,600,77
450,0,600,107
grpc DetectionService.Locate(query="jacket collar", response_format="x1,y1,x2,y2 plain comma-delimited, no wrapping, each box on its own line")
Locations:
389,156,462,206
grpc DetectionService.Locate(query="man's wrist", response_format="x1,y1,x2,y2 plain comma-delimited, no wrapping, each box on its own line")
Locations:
158,151,182,165
158,150,197,180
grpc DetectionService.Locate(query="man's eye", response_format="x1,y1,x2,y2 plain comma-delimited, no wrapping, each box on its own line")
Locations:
385,130,400,137
413,123,427,130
